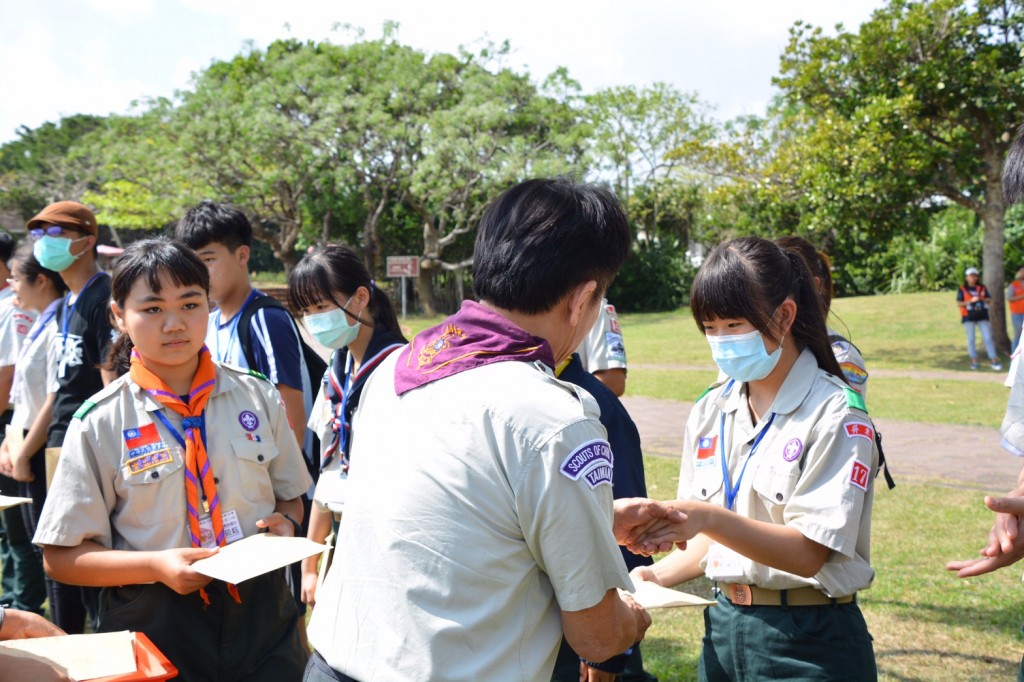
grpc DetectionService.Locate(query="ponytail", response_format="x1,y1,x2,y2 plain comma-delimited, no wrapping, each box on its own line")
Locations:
104,331,134,377
781,250,844,380
368,280,407,343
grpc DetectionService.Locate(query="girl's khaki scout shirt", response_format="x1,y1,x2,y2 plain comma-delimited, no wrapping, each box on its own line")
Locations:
679,348,878,598
35,363,313,552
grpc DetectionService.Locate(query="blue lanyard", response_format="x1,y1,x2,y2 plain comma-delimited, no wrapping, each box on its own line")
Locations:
60,272,104,353
215,289,259,363
338,354,354,458
719,407,776,511
29,300,59,343
152,409,208,452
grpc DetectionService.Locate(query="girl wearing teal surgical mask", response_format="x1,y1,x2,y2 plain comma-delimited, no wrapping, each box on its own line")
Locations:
628,237,880,681
287,244,407,609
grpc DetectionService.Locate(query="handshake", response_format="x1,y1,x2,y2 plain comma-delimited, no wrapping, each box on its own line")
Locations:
612,498,692,556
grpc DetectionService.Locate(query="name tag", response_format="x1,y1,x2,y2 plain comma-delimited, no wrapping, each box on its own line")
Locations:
198,509,244,548
705,542,746,581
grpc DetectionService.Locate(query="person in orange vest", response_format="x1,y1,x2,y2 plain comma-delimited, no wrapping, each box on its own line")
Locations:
958,267,1001,371
1007,266,1024,353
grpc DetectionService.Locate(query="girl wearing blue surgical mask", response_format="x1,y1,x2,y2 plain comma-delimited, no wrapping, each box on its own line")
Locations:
287,244,407,608
629,236,880,681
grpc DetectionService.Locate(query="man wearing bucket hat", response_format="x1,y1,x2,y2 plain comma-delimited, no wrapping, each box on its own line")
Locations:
25,201,116,634
957,266,1002,371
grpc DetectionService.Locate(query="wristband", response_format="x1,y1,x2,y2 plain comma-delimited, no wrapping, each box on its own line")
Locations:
580,647,633,674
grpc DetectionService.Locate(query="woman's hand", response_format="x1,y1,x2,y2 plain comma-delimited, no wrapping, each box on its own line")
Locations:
153,547,217,594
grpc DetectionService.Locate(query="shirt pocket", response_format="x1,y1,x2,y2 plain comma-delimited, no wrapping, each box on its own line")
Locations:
691,465,724,502
751,463,800,513
230,437,280,506
119,446,185,529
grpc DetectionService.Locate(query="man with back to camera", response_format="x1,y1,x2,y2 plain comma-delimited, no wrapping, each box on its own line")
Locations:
306,177,681,681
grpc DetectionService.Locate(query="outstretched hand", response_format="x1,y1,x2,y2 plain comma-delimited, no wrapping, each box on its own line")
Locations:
947,495,1024,578
613,498,690,555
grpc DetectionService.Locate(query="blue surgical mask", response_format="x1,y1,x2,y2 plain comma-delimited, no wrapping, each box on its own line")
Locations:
706,329,784,383
304,298,360,349
33,235,83,272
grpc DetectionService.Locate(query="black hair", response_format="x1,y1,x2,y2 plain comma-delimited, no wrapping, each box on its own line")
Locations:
690,236,844,379
472,177,631,314
776,236,833,311
288,244,407,342
105,238,210,374
9,243,68,297
174,200,253,252
1005,124,1024,205
0,233,15,263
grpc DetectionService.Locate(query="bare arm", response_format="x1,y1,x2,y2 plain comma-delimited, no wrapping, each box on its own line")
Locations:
10,393,55,482
0,365,14,413
255,496,306,536
561,589,650,663
43,541,216,594
301,505,334,605
593,368,626,397
276,384,307,453
629,500,831,578
632,534,712,588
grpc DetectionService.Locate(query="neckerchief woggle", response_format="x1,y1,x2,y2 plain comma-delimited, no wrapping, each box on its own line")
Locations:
719,379,777,511
129,345,241,605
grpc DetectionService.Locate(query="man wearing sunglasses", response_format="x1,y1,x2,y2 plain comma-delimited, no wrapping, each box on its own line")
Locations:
25,201,116,635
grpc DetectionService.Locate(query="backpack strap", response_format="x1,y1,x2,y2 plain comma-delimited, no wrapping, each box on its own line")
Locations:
237,294,292,371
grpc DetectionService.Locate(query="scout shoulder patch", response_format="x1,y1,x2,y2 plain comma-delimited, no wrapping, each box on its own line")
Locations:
73,400,97,420
840,362,869,386
844,421,875,441
560,439,613,488
849,459,871,491
844,387,868,413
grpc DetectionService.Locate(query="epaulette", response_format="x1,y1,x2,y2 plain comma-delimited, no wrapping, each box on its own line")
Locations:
247,369,270,382
844,387,868,413
695,380,726,403
73,400,97,420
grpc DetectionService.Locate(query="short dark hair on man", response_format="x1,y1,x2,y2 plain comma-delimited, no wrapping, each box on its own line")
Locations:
1005,124,1024,205
0,232,15,263
472,178,630,314
174,200,253,251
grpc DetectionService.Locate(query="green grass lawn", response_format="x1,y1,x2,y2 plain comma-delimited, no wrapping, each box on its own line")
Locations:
638,457,1024,681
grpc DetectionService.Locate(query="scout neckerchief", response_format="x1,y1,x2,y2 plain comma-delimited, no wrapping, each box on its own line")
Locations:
394,300,554,395
129,345,241,605
321,329,405,472
718,380,777,511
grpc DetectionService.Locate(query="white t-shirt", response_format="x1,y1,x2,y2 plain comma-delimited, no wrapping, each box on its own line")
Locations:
576,298,627,373
308,355,632,681
10,301,57,431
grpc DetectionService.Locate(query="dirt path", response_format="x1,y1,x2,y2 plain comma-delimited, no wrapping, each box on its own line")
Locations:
622,394,1022,493
631,363,1009,384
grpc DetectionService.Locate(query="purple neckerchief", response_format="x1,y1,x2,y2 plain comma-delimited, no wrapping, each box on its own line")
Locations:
394,300,555,396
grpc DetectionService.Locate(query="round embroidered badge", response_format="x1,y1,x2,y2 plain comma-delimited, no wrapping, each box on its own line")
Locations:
239,411,260,431
782,438,803,462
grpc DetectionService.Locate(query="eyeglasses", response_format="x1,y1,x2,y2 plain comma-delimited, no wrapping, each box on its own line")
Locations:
29,225,83,241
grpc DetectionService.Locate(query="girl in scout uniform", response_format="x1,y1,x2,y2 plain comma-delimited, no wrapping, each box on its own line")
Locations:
630,236,878,681
287,244,407,607
33,238,312,681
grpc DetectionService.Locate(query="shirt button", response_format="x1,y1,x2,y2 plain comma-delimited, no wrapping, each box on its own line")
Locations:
151,471,159,480
701,488,707,496
257,455,265,462
775,492,783,501
214,477,219,484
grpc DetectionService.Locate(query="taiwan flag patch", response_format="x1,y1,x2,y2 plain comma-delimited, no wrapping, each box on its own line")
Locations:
696,436,717,466
123,423,160,450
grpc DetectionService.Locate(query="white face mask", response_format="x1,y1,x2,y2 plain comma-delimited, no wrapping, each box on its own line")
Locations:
304,297,360,349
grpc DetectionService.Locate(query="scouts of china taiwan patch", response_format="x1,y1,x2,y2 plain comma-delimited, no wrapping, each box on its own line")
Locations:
560,439,614,489
696,436,717,467
844,421,875,441
850,459,871,491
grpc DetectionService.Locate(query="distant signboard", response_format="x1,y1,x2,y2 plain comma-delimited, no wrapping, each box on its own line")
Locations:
386,256,420,278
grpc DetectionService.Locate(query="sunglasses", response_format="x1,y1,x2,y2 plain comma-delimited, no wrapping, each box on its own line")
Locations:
29,225,85,241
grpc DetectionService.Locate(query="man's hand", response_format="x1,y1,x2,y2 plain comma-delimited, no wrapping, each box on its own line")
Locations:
613,498,686,550
0,440,12,477
0,609,65,640
947,495,1024,578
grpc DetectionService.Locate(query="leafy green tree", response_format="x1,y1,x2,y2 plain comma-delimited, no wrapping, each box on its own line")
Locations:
775,0,1024,350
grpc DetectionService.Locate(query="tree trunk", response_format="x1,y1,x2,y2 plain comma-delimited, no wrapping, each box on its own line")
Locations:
415,263,438,317
980,168,1010,355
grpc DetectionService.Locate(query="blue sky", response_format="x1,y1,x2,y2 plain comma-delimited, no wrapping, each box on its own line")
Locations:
0,0,883,144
